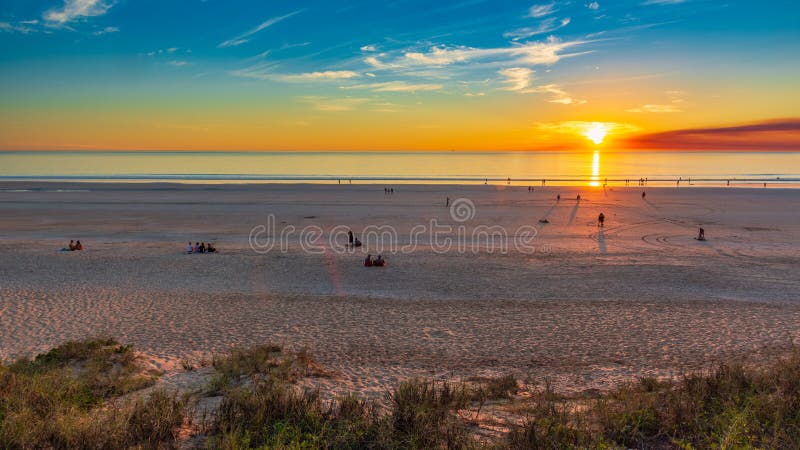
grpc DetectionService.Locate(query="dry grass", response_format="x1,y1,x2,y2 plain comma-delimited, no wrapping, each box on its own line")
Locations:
0,338,186,449
4,339,798,449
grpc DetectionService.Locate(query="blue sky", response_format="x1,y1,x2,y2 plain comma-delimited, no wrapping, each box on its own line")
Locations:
1,0,798,150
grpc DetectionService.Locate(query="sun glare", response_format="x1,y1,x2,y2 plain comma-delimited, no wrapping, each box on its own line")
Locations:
585,123,608,145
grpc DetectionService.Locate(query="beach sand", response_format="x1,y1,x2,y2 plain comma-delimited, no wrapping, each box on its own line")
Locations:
1,182,799,397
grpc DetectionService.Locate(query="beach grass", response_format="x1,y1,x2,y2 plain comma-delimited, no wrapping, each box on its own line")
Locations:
0,337,187,449
2,339,798,449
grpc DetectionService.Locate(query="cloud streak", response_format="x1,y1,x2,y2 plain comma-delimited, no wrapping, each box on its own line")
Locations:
342,81,443,92
218,10,303,48
625,118,800,150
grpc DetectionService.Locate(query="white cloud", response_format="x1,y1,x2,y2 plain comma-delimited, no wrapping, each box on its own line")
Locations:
527,3,557,18
360,44,377,52
168,60,188,67
365,37,585,71
586,2,600,10
44,0,116,26
499,67,535,91
92,25,118,35
504,17,571,40
278,71,360,81
218,10,302,48
342,81,443,92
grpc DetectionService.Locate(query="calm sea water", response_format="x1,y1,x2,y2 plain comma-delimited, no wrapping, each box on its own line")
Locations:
1,151,798,187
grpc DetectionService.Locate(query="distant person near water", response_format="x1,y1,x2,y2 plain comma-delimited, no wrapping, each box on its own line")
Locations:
446,197,450,207
697,227,706,241
642,191,646,199
598,212,605,227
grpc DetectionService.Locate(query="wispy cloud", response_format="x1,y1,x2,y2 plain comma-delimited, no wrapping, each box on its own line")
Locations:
360,44,377,52
0,21,37,34
92,25,118,35
341,81,443,92
627,104,681,113
297,96,370,112
504,17,571,41
499,67,535,91
536,121,640,137
586,2,600,10
278,71,360,81
364,37,586,71
498,68,584,104
168,60,188,67
44,0,116,26
628,90,685,112
527,3,557,18
218,10,303,48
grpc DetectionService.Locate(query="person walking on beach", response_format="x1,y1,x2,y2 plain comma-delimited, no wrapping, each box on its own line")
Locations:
348,230,354,247
557,194,560,201
642,191,646,199
598,212,605,227
446,197,450,207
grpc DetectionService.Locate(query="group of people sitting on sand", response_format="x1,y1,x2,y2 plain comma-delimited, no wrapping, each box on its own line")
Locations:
61,240,83,251
364,254,386,267
187,241,217,254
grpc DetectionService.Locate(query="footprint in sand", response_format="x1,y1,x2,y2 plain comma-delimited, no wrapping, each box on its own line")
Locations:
423,328,455,339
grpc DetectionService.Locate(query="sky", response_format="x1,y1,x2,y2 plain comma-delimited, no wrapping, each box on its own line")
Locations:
0,0,798,151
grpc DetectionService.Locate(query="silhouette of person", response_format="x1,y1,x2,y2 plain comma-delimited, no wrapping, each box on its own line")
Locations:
598,212,605,227
698,227,705,240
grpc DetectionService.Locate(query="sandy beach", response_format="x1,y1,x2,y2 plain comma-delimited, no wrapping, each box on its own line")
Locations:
1,182,799,397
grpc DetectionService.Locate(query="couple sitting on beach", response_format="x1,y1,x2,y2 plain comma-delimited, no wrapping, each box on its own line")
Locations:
364,254,385,267
347,230,362,248
187,241,217,254
61,240,83,251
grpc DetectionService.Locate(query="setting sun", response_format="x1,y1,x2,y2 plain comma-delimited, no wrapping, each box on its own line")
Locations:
585,123,608,145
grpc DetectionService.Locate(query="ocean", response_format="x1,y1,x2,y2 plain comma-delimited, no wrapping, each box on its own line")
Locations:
1,151,798,187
